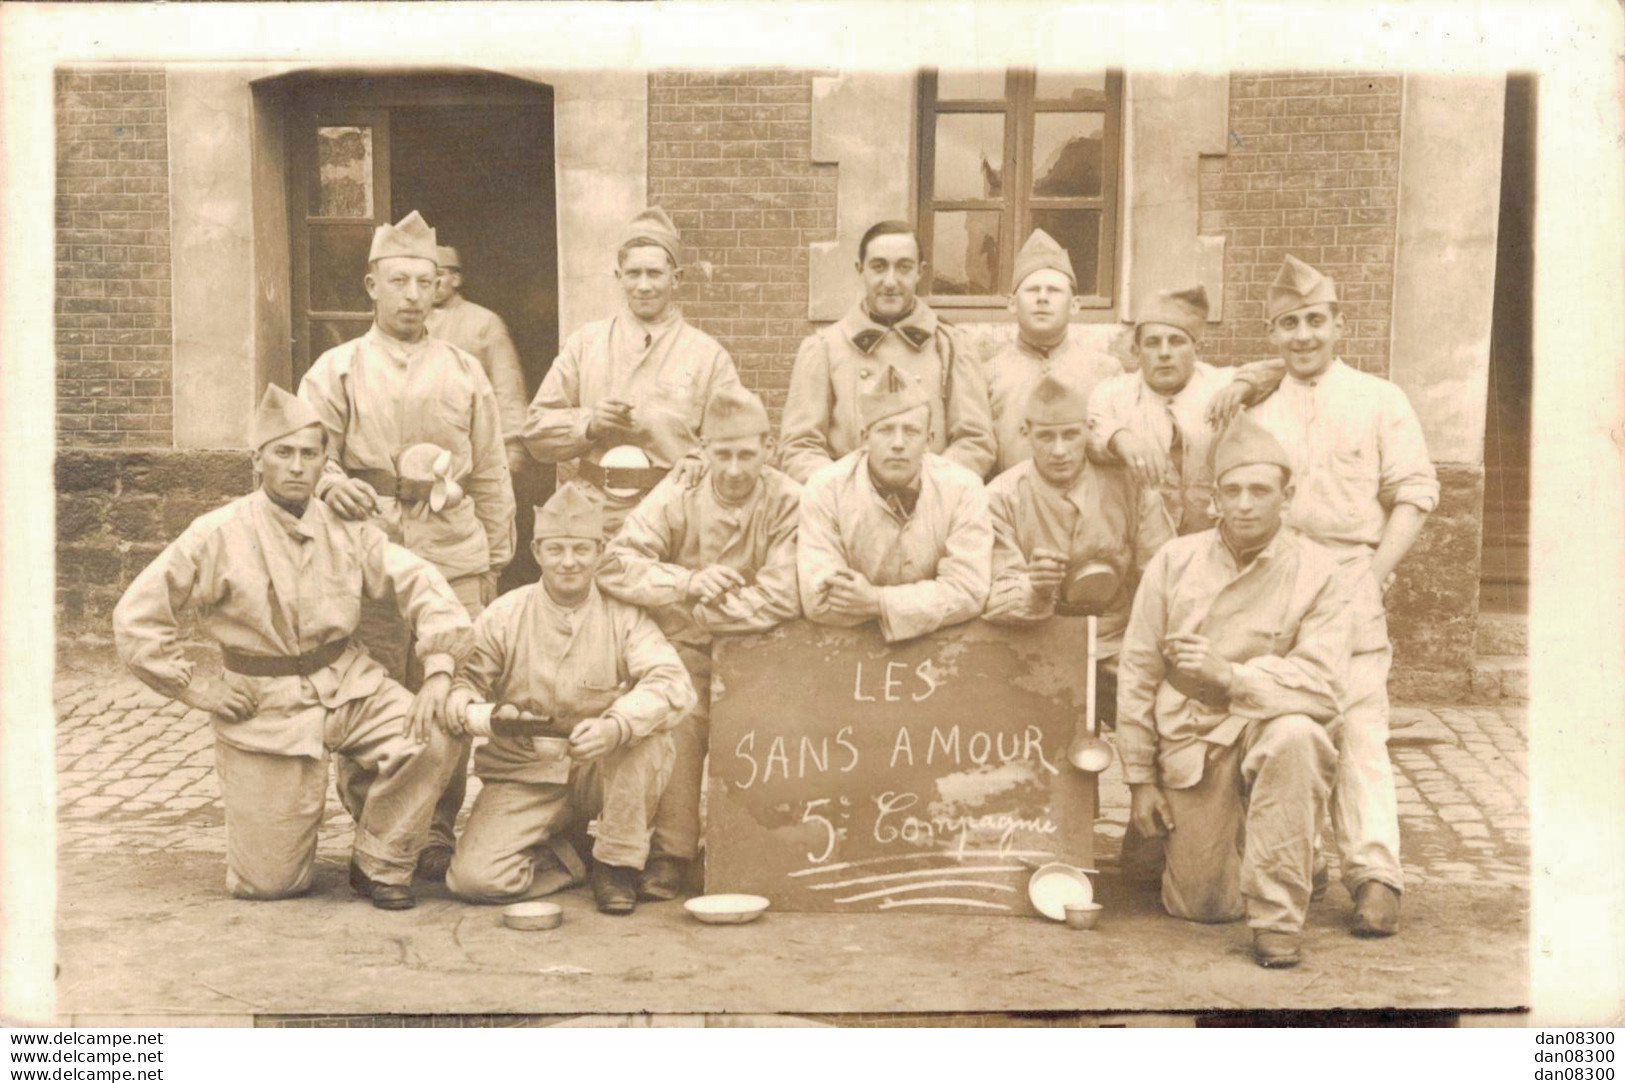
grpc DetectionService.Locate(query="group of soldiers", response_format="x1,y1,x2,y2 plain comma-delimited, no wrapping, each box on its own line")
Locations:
112,202,1438,971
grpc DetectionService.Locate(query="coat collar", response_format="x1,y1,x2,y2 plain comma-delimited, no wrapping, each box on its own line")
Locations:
840,300,939,355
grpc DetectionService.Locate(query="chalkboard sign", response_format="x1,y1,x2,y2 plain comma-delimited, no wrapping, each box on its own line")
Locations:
707,618,1097,916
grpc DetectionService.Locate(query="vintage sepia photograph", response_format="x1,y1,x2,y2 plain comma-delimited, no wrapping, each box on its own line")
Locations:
3,0,1620,1039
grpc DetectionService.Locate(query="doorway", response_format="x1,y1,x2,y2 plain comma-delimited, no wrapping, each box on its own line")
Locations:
283,71,559,394
281,70,559,588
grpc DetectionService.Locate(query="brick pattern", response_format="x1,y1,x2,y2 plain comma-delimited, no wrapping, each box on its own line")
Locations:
1199,73,1402,376
56,450,253,639
647,70,838,415
55,67,174,449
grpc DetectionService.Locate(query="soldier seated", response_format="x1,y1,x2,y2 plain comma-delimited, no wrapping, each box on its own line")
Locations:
443,484,697,916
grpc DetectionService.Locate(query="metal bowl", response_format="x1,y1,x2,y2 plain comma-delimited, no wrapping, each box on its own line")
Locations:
1064,902,1104,930
502,900,564,931
1027,863,1094,921
684,894,770,925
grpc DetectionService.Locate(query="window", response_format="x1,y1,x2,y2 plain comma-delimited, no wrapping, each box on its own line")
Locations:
917,69,1123,311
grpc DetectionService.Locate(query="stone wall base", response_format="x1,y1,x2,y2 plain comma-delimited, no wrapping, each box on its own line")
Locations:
57,449,254,642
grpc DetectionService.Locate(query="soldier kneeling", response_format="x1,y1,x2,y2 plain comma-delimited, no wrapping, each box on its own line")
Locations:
443,484,696,915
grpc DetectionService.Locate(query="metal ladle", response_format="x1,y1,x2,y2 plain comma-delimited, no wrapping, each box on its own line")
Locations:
1058,563,1118,774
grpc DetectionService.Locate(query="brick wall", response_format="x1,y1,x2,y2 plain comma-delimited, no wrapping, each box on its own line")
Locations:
55,67,174,450
1199,72,1402,375
647,70,838,417
56,450,254,641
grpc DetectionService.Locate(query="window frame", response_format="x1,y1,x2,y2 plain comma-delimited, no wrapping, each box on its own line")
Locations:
916,67,1124,317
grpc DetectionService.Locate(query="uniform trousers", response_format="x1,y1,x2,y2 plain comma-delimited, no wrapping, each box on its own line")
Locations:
649,645,711,863
1331,644,1401,894
213,679,461,899
1158,713,1337,935
349,572,483,852
446,732,675,903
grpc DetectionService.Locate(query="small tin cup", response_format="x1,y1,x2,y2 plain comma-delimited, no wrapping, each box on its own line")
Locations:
1063,902,1103,930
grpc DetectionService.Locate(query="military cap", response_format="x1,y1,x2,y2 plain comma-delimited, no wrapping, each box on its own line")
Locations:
702,386,772,440
251,384,323,450
435,245,461,270
1135,285,1209,341
1266,255,1339,321
368,210,438,266
1211,413,1293,482
858,365,933,431
1024,369,1092,426
1010,228,1077,292
534,482,605,542
620,206,683,267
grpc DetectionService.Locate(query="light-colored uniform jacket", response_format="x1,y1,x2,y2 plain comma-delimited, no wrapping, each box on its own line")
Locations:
452,583,697,785
597,468,803,649
779,301,996,484
300,325,516,580
522,308,741,472
1245,358,1440,651
983,459,1173,658
1090,360,1272,536
1116,527,1353,790
427,295,529,444
797,450,993,643
112,489,470,759
987,336,1122,476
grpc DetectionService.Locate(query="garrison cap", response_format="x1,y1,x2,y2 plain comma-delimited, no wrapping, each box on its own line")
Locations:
858,365,933,431
369,210,439,266
1266,255,1339,321
1024,369,1092,426
435,245,461,270
1212,413,1293,482
620,206,683,267
702,386,772,440
1135,285,1209,342
1010,228,1077,292
252,384,323,450
534,482,605,542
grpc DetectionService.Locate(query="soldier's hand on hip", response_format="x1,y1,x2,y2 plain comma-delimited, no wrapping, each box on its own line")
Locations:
568,717,621,762
1129,783,1175,838
1205,381,1251,430
406,672,454,744
180,677,253,724
325,477,380,521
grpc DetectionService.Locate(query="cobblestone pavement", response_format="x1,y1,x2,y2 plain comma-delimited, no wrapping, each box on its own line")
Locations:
50,661,1529,890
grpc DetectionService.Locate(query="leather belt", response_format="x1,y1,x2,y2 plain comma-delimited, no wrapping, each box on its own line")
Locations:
222,636,351,679
577,459,669,494
348,467,435,505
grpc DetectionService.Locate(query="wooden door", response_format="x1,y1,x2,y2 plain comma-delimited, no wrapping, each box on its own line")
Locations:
287,107,392,381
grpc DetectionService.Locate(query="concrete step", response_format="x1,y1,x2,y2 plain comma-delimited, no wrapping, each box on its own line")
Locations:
1474,611,1529,655
1468,654,1529,703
